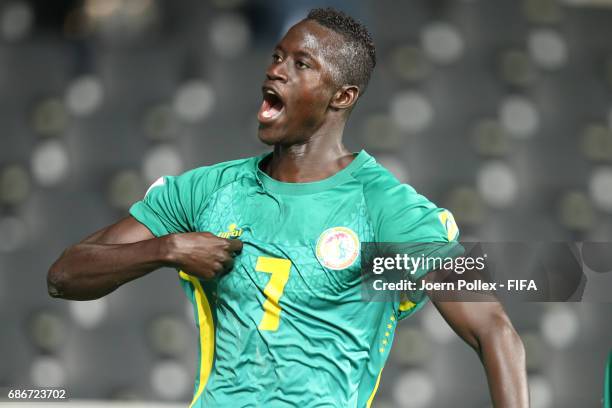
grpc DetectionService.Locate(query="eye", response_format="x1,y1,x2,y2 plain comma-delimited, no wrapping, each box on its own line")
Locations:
272,53,282,63
295,60,309,70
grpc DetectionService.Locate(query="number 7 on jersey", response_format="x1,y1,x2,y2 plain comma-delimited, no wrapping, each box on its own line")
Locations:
255,256,292,331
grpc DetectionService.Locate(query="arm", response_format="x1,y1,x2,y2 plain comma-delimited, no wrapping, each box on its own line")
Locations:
429,288,529,407
47,216,242,301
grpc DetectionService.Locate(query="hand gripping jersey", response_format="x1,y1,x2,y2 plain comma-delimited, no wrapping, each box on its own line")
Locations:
129,150,460,408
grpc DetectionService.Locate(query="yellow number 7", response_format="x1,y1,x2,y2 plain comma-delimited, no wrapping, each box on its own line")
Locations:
255,256,291,331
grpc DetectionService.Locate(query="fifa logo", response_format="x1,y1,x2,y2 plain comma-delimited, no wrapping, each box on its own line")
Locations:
218,223,243,238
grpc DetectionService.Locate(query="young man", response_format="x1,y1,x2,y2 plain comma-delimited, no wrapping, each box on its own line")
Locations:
48,8,528,407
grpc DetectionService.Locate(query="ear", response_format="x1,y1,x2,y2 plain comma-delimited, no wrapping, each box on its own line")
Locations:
329,85,360,111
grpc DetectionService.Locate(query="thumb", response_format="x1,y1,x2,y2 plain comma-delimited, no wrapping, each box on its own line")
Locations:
227,238,243,255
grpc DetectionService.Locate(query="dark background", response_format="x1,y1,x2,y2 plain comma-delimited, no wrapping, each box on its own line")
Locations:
1,0,612,407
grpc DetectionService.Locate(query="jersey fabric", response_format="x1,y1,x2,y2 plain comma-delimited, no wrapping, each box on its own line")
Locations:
129,150,460,408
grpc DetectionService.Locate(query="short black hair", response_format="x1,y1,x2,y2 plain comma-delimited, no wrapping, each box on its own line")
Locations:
306,7,376,95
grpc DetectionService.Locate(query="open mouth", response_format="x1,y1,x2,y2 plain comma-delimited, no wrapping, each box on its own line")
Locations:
258,87,285,123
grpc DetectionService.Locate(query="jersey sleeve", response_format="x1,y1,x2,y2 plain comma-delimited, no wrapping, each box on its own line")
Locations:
129,167,211,237
376,183,460,245
375,183,463,320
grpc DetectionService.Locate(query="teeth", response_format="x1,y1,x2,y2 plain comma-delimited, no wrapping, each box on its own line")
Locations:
259,87,283,121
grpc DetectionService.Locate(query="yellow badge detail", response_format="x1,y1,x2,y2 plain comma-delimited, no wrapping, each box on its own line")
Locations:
438,210,459,242
315,227,360,270
218,223,243,238
399,300,416,312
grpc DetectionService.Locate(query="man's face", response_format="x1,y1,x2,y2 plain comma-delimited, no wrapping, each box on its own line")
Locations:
257,20,342,145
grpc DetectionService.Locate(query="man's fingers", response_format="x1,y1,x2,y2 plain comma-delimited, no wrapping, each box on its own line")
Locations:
222,257,235,272
227,238,243,255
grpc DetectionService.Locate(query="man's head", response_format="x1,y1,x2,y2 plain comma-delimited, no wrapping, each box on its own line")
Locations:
305,8,376,96
257,7,376,145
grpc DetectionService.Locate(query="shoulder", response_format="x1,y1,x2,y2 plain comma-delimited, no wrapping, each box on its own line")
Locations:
168,155,258,192
352,153,458,242
352,155,427,211
180,155,256,182
143,155,259,204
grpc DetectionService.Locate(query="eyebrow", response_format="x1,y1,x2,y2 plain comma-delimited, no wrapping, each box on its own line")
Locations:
275,46,317,62
295,50,316,61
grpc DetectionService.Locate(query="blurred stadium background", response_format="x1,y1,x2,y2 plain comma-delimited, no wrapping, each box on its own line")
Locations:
1,0,612,407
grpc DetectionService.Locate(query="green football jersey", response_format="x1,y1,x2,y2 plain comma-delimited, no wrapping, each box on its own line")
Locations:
129,150,460,408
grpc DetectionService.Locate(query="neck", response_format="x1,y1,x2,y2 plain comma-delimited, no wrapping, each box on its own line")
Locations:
264,120,354,183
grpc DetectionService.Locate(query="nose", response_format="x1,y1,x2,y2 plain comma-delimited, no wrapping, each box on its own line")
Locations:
266,61,287,82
